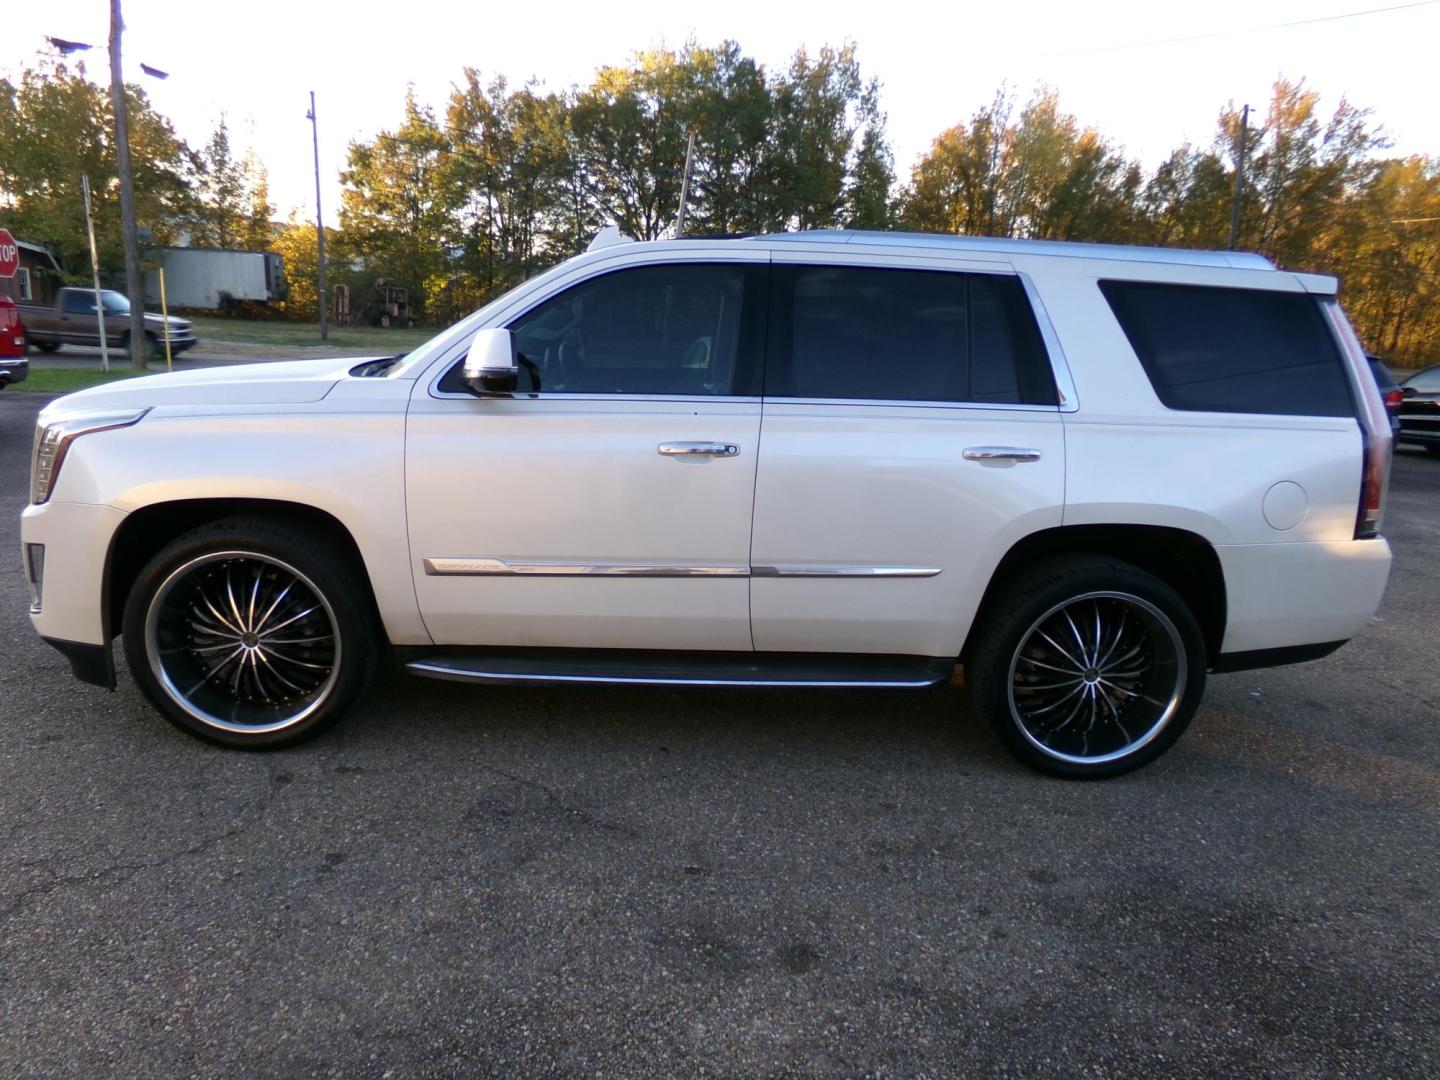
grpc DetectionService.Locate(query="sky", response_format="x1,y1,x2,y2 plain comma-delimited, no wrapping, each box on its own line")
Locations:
6,0,1437,227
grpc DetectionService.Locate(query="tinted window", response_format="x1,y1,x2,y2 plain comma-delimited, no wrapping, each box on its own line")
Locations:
1099,280,1354,417
768,266,1057,405
63,291,96,315
1403,366,1440,394
500,264,747,396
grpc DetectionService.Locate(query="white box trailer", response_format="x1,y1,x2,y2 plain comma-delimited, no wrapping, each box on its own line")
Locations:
144,248,285,309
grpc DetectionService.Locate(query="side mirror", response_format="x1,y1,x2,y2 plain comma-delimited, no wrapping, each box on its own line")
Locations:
462,328,518,396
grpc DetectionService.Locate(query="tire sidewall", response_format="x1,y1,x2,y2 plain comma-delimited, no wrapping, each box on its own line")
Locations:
969,557,1208,780
121,518,376,749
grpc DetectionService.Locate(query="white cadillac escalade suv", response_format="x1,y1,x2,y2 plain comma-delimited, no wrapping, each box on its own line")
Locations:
20,230,1394,778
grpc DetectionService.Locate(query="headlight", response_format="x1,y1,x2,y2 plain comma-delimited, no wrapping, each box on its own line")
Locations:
31,408,149,505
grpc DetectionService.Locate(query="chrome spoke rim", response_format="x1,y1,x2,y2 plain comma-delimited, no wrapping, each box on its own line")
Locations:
145,551,341,734
1008,591,1186,765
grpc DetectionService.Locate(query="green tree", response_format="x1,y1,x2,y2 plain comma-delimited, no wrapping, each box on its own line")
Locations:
0,60,195,276
190,117,274,251
441,71,577,299
336,89,451,316
570,51,689,240
843,81,894,229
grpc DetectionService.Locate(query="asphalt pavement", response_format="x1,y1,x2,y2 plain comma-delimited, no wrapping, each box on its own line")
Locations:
1,390,1437,1078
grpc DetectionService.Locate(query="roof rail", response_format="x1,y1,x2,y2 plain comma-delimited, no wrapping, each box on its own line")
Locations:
748,230,1276,271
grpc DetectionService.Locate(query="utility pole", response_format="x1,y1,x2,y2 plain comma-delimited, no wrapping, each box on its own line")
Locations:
308,91,328,340
81,176,111,373
675,130,697,237
108,0,147,369
1227,103,1250,252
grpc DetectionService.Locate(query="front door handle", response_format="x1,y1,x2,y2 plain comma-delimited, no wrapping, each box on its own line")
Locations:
963,446,1042,463
658,441,741,457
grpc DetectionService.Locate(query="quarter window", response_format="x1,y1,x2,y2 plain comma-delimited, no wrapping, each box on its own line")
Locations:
500,264,749,396
1099,280,1354,417
768,266,1058,405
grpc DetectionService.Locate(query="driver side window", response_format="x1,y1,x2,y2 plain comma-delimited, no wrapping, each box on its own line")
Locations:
506,263,747,396
63,291,96,315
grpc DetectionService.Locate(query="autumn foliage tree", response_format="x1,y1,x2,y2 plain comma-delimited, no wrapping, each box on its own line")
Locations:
900,78,1437,367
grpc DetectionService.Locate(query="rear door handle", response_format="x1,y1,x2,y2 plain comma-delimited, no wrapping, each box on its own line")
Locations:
658,441,741,457
963,446,1042,463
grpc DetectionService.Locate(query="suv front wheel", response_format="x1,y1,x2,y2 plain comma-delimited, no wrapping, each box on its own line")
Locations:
122,517,378,748
967,556,1207,779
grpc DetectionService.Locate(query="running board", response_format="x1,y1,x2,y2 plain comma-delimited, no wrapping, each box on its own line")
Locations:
404,650,953,689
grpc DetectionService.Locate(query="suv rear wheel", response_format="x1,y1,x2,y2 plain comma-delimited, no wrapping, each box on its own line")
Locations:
121,517,378,749
967,556,1207,779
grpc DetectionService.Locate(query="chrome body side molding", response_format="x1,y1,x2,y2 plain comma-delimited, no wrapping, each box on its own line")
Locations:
423,558,942,579
422,558,749,577
750,565,942,578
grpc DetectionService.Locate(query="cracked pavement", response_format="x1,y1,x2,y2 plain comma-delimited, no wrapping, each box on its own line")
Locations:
2,392,1438,1077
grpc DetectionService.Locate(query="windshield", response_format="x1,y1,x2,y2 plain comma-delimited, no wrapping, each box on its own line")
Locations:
100,291,131,315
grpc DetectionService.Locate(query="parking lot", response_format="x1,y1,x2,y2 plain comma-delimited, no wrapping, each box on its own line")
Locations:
1,389,1436,1077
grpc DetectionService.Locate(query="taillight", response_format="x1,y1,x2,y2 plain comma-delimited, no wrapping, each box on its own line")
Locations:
0,306,15,330
1383,389,1403,412
1357,440,1386,538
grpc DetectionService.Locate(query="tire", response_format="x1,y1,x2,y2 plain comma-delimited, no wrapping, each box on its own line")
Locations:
121,517,379,749
120,331,161,361
35,341,59,353
966,555,1207,780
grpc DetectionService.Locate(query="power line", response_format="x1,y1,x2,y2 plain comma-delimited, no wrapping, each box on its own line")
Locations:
1061,0,1440,55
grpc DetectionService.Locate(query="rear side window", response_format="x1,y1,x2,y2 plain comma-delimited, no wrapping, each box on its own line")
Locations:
768,266,1058,405
1099,280,1354,417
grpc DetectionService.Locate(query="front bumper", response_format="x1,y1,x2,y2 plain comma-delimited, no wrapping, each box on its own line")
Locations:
0,356,29,385
21,499,128,651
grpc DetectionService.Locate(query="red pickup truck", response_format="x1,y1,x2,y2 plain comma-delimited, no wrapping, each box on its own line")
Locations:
0,296,28,387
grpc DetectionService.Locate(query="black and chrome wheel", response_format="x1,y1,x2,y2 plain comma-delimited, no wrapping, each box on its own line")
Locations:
123,518,378,748
967,556,1206,779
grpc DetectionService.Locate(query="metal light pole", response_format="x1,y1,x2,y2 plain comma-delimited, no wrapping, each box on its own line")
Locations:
308,91,328,340
1227,103,1250,252
108,0,147,369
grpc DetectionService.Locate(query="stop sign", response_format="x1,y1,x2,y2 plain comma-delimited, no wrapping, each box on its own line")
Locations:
0,229,18,279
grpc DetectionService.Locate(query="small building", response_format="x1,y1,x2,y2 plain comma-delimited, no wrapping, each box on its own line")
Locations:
0,239,64,306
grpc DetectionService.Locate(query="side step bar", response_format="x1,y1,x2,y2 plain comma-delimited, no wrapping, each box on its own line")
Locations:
405,650,954,689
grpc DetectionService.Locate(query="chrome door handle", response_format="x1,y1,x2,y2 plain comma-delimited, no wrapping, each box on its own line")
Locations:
963,446,1042,463
657,441,741,457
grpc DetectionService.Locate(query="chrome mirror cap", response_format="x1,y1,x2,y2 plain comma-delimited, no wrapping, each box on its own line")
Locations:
462,328,518,397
